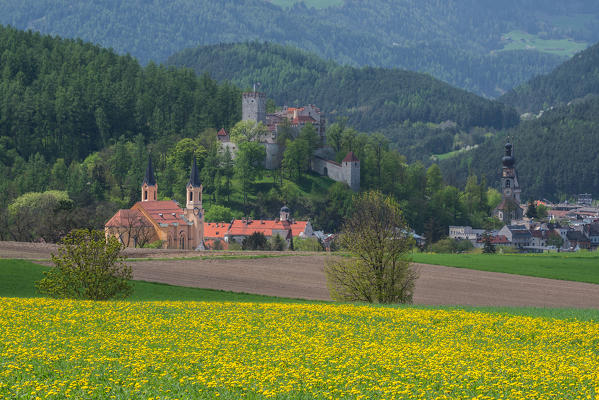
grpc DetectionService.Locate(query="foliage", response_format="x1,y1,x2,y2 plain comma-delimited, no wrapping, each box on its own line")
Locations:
144,240,164,249
204,205,237,223
482,232,497,254
36,229,133,300
170,42,519,136
326,191,416,304
293,237,323,252
547,233,565,250
269,234,287,251
501,41,599,113
430,238,474,254
3,1,596,96
2,299,599,398
242,232,270,251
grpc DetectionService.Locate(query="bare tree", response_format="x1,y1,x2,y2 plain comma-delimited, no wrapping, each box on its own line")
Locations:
109,210,155,248
325,191,417,303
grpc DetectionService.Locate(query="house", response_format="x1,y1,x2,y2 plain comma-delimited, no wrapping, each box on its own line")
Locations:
566,230,591,250
105,157,205,250
584,223,599,248
203,221,232,250
498,225,532,248
217,128,230,142
449,226,485,241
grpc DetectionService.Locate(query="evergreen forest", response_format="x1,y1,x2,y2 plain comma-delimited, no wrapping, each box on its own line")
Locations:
2,0,599,96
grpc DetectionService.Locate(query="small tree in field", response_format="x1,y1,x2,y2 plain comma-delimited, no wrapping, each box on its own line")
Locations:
482,232,496,254
325,191,417,304
37,229,133,300
242,232,270,250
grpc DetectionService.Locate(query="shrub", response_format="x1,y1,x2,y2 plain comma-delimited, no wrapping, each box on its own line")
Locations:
36,229,133,300
270,234,287,251
293,237,323,252
144,240,164,249
242,232,270,250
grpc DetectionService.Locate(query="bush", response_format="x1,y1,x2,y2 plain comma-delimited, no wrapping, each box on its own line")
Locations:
228,241,242,251
270,234,287,251
293,237,323,252
430,238,473,253
36,229,133,300
144,240,164,249
242,232,270,250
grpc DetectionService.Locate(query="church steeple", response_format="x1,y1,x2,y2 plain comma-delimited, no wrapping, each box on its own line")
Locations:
141,156,157,202
186,157,203,210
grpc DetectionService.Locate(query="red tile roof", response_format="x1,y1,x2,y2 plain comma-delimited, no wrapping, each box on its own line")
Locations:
217,128,228,136
134,201,187,225
105,209,149,227
342,151,359,162
204,222,231,238
227,219,308,238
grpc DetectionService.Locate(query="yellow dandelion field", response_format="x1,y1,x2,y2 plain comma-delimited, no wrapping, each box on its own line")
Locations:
0,298,598,399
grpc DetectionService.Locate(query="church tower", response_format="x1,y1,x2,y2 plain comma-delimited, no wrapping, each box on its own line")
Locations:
242,91,266,124
141,156,157,202
494,141,523,223
184,157,205,249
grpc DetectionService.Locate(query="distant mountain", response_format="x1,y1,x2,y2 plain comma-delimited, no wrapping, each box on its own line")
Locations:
167,42,518,160
2,0,599,96
441,97,599,200
501,41,599,113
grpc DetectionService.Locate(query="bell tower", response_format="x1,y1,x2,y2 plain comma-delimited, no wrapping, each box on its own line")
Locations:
501,142,521,204
141,156,157,202
185,157,205,250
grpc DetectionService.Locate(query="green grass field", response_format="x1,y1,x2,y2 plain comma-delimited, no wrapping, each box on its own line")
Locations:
0,259,310,303
499,30,588,57
2,258,598,321
412,252,599,284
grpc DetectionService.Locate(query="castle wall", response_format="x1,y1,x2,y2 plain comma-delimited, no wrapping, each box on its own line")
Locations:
242,92,266,124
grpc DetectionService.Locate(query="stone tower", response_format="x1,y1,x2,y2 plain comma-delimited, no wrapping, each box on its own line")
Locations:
494,141,523,223
242,91,266,124
342,152,361,192
184,157,205,250
280,205,291,222
141,156,157,202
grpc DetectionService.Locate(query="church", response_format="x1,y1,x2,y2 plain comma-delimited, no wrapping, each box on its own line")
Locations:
105,157,205,249
494,141,524,224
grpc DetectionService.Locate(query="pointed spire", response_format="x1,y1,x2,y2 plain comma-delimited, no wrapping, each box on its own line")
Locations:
188,157,202,187
143,156,156,186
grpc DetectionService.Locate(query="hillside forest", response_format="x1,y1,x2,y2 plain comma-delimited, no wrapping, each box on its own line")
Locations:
2,0,599,96
0,27,502,244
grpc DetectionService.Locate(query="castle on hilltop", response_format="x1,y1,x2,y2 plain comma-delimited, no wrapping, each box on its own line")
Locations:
240,91,360,191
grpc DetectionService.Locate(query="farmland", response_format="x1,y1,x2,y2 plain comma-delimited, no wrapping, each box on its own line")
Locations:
0,298,598,399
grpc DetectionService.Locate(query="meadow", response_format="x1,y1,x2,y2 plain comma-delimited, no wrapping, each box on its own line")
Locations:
1,298,598,399
412,252,599,284
499,30,588,57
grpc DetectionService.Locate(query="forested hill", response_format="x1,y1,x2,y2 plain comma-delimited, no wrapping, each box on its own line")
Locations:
2,0,599,97
0,25,240,165
167,42,519,133
500,41,599,113
441,97,599,200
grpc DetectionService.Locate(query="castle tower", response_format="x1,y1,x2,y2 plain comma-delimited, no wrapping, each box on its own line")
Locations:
495,141,523,223
185,157,205,249
342,152,360,192
141,156,157,202
242,91,266,124
280,205,291,222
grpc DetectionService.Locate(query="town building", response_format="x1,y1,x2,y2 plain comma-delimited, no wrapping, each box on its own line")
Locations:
105,157,205,250
494,141,523,224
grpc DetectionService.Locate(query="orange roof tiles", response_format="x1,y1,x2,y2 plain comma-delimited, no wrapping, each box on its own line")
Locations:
204,222,231,238
134,201,187,225
105,209,149,227
342,151,359,162
227,219,308,238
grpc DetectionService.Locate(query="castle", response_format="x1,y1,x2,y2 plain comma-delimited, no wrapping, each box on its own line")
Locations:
494,140,523,224
240,91,360,191
105,157,205,249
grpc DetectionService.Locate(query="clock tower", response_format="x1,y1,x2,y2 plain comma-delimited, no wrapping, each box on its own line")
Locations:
185,157,205,249
494,141,523,224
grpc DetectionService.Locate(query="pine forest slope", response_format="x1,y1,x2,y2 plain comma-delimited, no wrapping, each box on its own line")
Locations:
2,0,599,96
442,97,599,200
167,41,519,159
500,41,599,113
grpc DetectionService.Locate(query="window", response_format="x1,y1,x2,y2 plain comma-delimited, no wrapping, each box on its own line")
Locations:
505,180,511,188
189,192,193,202
144,190,148,200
